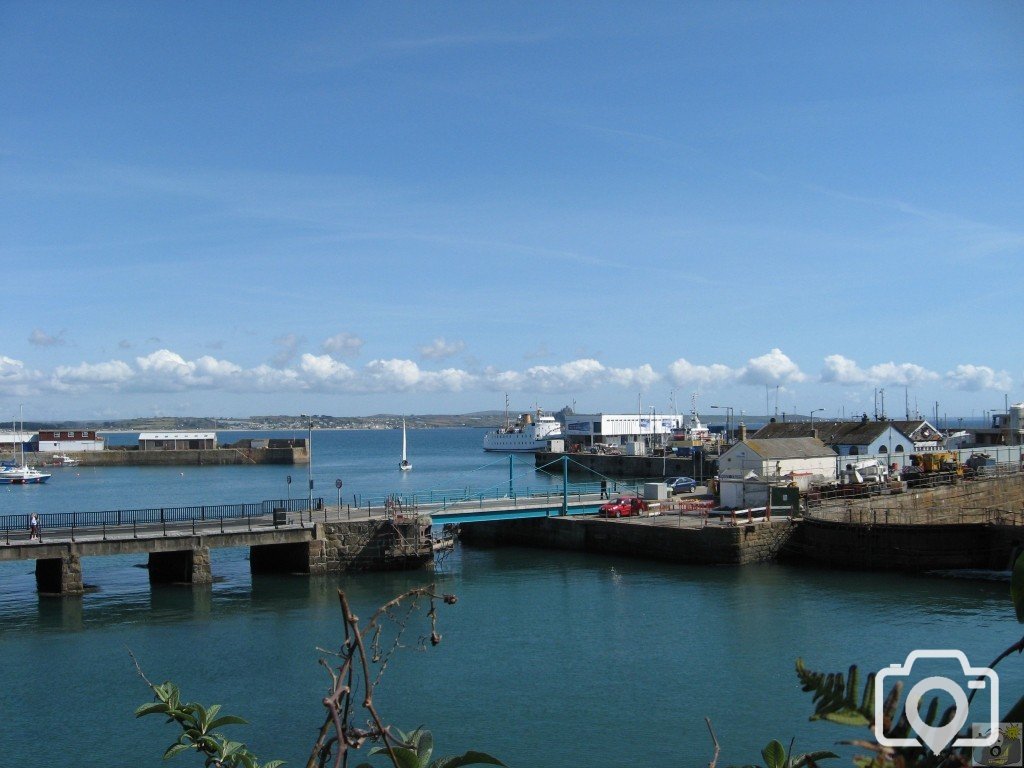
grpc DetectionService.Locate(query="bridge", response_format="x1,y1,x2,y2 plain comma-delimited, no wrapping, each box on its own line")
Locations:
0,455,641,596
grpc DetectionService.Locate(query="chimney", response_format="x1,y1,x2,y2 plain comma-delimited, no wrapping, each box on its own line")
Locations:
739,422,747,441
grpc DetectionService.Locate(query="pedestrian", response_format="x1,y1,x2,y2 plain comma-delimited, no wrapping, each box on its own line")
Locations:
29,512,39,541
600,480,608,499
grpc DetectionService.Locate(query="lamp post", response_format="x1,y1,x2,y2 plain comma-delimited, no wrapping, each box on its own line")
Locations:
710,405,734,443
301,413,313,518
810,408,825,432
286,474,291,507
336,478,344,519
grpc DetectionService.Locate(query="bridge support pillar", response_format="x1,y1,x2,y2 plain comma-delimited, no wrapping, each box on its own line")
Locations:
36,549,84,596
250,541,314,575
148,547,212,585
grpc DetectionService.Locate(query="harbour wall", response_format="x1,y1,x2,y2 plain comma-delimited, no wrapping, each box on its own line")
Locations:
35,446,307,466
461,473,1024,572
534,451,716,480
460,516,793,565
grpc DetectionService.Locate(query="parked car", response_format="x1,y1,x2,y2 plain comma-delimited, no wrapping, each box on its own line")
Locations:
666,476,697,494
598,496,648,518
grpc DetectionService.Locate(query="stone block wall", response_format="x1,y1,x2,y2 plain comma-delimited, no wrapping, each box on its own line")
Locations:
460,516,795,566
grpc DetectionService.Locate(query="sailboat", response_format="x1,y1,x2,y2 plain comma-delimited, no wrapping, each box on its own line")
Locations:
0,407,51,484
399,418,412,471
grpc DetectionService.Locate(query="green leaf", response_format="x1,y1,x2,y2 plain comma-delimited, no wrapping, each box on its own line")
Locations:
430,752,508,768
762,740,787,768
1011,548,1024,622
135,702,171,718
261,761,286,768
209,715,249,729
163,743,191,760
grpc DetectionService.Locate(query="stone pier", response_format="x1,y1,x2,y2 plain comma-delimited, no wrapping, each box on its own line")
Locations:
148,546,212,585
252,519,433,575
35,549,84,596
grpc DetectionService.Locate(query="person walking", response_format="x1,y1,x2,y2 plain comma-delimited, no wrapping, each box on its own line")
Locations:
29,512,39,541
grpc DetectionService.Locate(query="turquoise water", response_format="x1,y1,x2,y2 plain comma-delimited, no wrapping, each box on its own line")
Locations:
0,429,1020,766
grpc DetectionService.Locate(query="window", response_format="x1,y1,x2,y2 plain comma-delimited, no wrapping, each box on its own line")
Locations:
879,445,888,453
894,445,904,453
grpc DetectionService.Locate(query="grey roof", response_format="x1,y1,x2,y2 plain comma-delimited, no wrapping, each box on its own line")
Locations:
750,419,939,447
751,420,888,445
739,437,837,460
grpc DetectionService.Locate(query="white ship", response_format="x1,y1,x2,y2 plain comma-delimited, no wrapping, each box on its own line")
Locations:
483,408,562,452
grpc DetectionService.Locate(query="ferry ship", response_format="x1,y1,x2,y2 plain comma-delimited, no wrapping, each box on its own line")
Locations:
482,408,562,452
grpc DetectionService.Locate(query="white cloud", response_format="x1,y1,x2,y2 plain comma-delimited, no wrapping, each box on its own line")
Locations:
945,364,1012,392
738,349,807,385
482,358,659,392
821,355,939,386
419,337,465,360
322,333,364,357
300,353,355,383
29,329,66,347
52,360,133,390
668,358,736,386
0,356,44,395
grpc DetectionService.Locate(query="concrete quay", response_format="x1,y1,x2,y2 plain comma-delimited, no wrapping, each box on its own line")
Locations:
35,445,308,467
461,473,1024,572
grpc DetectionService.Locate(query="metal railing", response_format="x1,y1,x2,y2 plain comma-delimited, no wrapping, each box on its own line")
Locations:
1,496,325,539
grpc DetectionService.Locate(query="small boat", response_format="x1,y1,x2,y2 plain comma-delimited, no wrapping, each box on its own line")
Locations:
399,418,412,471
49,453,79,467
0,465,51,484
0,407,52,484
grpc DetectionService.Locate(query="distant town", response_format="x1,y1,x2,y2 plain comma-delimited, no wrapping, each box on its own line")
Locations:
17,412,515,432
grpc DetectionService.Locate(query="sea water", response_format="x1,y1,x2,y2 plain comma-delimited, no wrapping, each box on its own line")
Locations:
0,429,1018,767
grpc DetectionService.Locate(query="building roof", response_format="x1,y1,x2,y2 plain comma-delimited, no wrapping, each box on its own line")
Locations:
751,419,941,447
732,437,836,460
752,420,889,445
138,432,216,441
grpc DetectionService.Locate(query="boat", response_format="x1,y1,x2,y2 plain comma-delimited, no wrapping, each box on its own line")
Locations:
0,465,51,484
399,418,412,471
48,453,79,467
483,406,562,452
0,407,51,484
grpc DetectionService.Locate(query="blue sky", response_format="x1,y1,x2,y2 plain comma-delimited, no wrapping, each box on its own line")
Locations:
2,2,1022,421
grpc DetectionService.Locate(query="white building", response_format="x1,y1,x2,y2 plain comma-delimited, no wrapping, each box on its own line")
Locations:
37,429,106,453
718,437,837,509
563,413,684,451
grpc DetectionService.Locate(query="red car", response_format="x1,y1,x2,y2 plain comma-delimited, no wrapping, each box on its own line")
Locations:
598,496,648,518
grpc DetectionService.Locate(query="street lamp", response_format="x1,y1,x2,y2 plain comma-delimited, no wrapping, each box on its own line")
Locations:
810,408,825,431
710,405,734,443
301,413,313,517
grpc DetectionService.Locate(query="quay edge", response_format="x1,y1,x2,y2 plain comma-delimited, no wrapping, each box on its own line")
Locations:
460,473,1024,572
